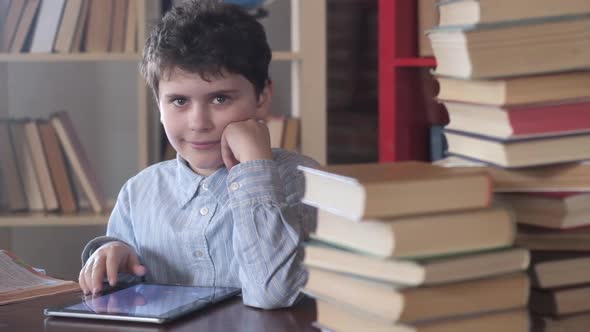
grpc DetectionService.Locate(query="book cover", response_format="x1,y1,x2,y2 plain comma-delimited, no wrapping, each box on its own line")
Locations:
50,111,107,213
29,0,67,53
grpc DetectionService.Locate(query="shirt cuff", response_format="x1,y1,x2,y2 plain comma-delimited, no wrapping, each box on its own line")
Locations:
227,159,285,206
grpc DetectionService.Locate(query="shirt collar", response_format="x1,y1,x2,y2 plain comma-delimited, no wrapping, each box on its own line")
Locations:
174,154,229,208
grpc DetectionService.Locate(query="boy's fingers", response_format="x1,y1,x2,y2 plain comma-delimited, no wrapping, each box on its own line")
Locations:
127,253,146,277
106,253,120,287
91,256,107,294
78,267,89,294
220,132,238,170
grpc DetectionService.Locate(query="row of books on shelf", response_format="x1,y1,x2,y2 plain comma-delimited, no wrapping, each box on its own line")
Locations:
0,112,107,215
0,0,138,54
299,160,590,331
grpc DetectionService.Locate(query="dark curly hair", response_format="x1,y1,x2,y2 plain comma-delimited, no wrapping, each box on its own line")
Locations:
140,0,272,101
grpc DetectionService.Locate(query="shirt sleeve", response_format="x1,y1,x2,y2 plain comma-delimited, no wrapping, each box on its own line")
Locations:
227,157,317,309
80,181,143,284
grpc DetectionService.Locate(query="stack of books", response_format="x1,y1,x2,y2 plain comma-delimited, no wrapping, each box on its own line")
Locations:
429,0,590,168
428,0,590,330
0,112,106,214
298,162,530,331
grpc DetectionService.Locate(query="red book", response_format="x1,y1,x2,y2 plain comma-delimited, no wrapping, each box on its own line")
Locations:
443,99,590,139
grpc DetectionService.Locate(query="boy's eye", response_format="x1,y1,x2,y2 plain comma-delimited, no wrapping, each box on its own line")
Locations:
172,98,188,106
212,96,228,105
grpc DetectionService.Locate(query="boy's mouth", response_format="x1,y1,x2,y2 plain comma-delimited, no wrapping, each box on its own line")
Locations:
187,140,220,150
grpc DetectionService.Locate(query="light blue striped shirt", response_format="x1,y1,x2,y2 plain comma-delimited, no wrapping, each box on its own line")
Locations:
82,149,318,309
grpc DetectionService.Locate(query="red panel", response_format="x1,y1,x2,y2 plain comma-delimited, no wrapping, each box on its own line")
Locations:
379,0,433,162
378,0,396,161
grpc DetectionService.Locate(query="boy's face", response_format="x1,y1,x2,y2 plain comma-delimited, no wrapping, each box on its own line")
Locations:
158,68,271,176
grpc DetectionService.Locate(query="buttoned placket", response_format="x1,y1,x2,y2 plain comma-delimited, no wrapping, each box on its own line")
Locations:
190,184,217,286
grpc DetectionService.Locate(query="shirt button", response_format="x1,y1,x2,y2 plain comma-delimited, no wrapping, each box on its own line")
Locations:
199,207,209,216
194,250,203,257
230,182,240,191
201,183,208,190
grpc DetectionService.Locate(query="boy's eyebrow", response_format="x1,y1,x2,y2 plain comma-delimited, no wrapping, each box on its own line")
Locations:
205,89,240,97
163,90,240,100
163,93,188,100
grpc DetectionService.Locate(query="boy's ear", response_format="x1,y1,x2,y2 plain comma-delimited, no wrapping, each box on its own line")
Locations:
255,80,273,119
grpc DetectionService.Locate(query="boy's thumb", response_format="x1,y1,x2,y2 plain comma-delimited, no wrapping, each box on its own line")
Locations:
128,253,146,276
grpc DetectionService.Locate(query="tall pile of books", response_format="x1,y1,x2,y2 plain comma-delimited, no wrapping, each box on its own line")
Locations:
428,0,590,330
0,112,106,214
299,162,530,331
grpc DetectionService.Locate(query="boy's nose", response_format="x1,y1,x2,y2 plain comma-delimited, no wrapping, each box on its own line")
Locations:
188,106,214,132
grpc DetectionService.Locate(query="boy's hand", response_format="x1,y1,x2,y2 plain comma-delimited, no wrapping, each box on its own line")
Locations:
78,241,146,296
221,119,272,170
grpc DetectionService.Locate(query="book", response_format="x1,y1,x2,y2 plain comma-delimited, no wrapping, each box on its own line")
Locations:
282,117,299,151
54,0,85,53
530,251,590,289
0,249,79,306
428,15,590,79
298,162,491,221
312,208,515,258
436,156,590,192
24,120,59,211
516,225,590,251
265,115,285,148
305,243,529,286
437,0,590,27
38,121,77,214
1,0,26,52
530,284,590,316
304,267,529,323
0,121,27,211
500,192,590,229
29,0,67,53
443,100,590,140
71,0,90,53
0,0,10,35
50,111,107,213
9,120,45,211
84,0,114,52
316,299,530,332
533,312,590,332
445,130,590,168
9,0,41,53
124,0,137,52
109,0,128,53
436,71,590,106
418,0,437,57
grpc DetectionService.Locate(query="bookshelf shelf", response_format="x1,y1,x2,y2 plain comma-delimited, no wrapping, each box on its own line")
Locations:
0,51,301,63
0,212,109,227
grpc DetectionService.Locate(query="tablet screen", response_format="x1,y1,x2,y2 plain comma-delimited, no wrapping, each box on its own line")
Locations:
47,284,241,322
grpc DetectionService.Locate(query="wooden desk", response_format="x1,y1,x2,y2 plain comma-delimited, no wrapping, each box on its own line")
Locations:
0,292,319,332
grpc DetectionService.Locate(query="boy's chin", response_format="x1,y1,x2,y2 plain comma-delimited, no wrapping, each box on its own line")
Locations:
184,156,225,175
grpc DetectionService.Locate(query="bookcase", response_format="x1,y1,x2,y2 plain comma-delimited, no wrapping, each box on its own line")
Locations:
0,0,325,279
0,0,326,229
378,0,437,162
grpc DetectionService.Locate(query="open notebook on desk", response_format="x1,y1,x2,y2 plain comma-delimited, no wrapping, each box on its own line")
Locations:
0,249,79,305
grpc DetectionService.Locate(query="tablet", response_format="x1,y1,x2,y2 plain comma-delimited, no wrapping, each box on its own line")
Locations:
44,284,241,323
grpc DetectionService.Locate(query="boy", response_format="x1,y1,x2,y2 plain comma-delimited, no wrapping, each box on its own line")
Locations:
78,0,318,309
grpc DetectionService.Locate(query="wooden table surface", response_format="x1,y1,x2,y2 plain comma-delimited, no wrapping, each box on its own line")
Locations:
0,291,319,332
